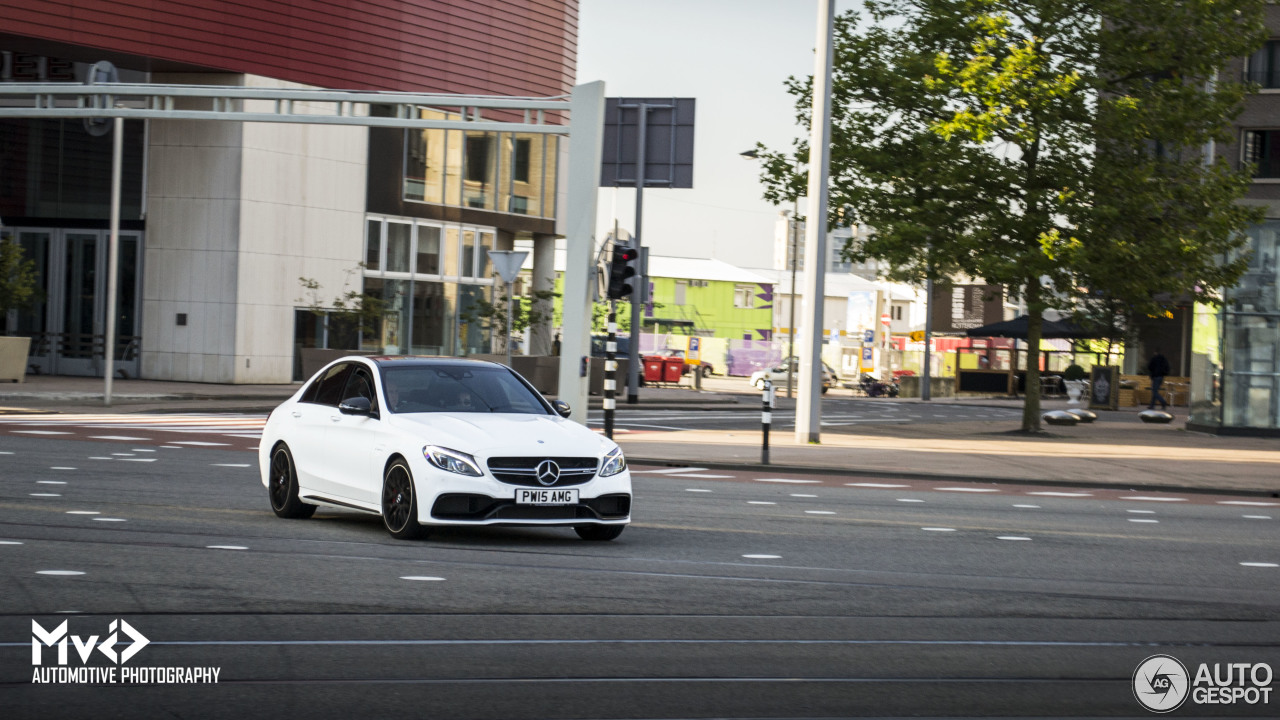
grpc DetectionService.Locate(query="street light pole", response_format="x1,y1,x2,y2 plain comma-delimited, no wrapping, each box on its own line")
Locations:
786,205,798,398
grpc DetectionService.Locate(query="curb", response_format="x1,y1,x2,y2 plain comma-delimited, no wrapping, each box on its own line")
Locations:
625,456,1280,499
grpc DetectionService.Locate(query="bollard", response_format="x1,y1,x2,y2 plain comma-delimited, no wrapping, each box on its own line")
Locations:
603,305,617,439
761,377,774,465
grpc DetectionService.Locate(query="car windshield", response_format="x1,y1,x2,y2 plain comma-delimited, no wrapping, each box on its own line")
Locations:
379,364,551,415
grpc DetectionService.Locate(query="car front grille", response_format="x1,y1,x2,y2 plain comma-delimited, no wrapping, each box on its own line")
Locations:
486,456,599,487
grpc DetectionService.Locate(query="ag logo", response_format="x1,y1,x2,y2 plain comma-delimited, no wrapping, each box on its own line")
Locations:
1134,654,1189,713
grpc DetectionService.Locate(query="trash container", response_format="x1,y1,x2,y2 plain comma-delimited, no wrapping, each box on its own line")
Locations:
663,357,685,383
643,357,665,383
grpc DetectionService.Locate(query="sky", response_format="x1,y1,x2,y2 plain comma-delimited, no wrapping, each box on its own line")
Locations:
575,0,858,270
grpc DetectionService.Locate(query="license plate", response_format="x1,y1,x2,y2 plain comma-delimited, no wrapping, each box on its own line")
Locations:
515,488,579,505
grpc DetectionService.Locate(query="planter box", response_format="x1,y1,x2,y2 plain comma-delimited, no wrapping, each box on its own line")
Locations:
897,375,956,398
0,336,32,382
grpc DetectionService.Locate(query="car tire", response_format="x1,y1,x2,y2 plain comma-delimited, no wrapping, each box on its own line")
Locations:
701,365,713,378
268,444,317,519
821,386,829,395
575,524,625,541
382,459,429,540
753,378,764,388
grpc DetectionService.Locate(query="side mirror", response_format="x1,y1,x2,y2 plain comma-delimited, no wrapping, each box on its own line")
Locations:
338,396,375,417
552,400,572,418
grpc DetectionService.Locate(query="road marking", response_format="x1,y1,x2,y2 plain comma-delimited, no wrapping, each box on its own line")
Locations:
212,463,252,468
1126,509,1156,514
36,570,84,576
29,493,61,497
756,478,822,484
790,494,818,498
804,510,836,515
111,453,135,457
160,446,182,449
90,436,149,441
93,518,127,522
1243,515,1272,520
1128,519,1159,523
633,467,708,475
747,501,777,505
400,576,445,581
921,527,956,532
935,487,1000,493
0,451,12,454
88,456,113,460
207,545,248,551
669,473,734,479
37,481,66,485
742,554,781,559
897,498,924,503
13,430,71,435
1120,496,1187,502
131,448,157,453
997,536,1032,541
49,467,77,470
846,482,908,488
170,441,229,446
119,458,157,462
0,540,23,545
1028,491,1093,497
65,511,99,515
1012,504,1041,508
1218,500,1280,507
1239,562,1278,568
685,489,712,493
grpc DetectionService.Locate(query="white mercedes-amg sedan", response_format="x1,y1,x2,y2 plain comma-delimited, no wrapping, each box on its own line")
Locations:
258,356,631,541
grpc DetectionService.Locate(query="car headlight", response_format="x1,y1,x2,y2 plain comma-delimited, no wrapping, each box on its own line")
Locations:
423,446,483,477
599,446,627,477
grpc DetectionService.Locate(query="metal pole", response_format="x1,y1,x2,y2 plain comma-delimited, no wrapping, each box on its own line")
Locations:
922,275,934,401
786,206,798,398
796,0,835,444
627,103,648,404
761,377,774,465
505,279,514,368
103,116,123,407
604,303,617,439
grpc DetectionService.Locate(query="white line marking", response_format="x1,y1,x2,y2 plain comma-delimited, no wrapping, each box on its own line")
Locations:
756,478,822,484
207,545,248,551
224,434,264,439
1218,500,1280,507
0,540,23,545
742,554,781,559
1239,562,1278,568
12,430,71,435
170,441,229,446
111,453,135,457
1127,509,1157,514
936,487,1000,493
89,436,149,441
212,463,252,468
49,467,76,470
1128,519,1159,523
897,498,925,503
92,518,127,522
400,576,445,581
88,456,113,460
668,473,734,479
685,489,712,493
160,446,182,449
921,527,956,532
1012,504,1041,509
1243,515,1272,520
131,449,157,453
0,451,12,454
633,467,708,475
29,493,61,497
1027,491,1093,497
846,482,908,488
36,570,84,576
65,511,99,515
997,536,1032,541
805,510,836,515
37,481,66,485
118,458,156,463
1120,496,1187,502
747,501,777,505
790,494,818,498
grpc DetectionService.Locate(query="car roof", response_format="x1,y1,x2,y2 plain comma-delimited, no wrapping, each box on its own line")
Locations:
354,355,504,369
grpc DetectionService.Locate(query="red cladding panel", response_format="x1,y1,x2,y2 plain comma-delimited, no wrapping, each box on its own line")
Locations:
2,0,577,101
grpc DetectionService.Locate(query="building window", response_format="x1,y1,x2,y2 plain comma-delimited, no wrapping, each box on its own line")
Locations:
734,285,755,309
1246,40,1280,88
365,219,382,271
1243,130,1280,178
514,138,532,183
416,225,441,275
674,281,687,306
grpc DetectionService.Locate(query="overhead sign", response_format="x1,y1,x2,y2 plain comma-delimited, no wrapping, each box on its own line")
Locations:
930,283,1003,334
600,98,695,189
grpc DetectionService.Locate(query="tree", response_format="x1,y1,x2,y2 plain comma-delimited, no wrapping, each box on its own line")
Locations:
0,239,38,326
755,0,1265,431
296,266,389,350
460,288,560,354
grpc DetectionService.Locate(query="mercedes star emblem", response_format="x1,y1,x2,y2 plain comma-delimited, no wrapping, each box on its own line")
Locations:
535,460,561,486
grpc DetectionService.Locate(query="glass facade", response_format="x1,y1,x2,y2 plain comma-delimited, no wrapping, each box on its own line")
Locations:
0,118,145,220
403,108,559,218
361,216,497,356
1191,220,1280,432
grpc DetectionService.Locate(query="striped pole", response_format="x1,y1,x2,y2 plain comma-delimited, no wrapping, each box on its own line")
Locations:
604,304,617,439
761,377,774,465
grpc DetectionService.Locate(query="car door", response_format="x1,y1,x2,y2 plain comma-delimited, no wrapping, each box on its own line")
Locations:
324,363,385,506
290,362,352,498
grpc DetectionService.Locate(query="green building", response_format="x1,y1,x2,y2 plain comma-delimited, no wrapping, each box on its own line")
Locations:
640,256,775,341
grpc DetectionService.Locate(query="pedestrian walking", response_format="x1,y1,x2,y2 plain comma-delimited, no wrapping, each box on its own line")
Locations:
1147,349,1170,410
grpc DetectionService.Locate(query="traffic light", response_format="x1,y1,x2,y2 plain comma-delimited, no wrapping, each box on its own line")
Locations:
606,244,639,300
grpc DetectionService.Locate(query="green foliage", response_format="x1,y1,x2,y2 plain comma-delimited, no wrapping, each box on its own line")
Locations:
460,288,560,338
0,239,38,314
755,0,1266,430
296,266,389,347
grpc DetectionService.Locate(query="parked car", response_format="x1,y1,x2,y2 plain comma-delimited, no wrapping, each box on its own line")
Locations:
259,356,631,541
750,357,836,394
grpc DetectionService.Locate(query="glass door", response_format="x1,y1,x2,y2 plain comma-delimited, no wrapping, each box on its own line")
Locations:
56,232,102,375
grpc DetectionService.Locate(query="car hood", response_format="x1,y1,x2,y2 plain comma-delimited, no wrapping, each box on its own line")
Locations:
387,412,613,458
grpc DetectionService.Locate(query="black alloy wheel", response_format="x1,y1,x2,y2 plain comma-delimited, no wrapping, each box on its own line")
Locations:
382,460,428,540
574,524,625,541
269,445,316,519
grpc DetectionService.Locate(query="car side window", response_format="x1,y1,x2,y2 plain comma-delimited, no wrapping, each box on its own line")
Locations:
310,363,354,407
341,367,378,412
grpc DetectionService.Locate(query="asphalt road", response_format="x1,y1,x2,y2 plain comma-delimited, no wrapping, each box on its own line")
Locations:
1,430,1278,719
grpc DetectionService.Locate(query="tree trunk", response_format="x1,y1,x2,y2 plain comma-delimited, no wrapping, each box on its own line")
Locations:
1021,279,1044,433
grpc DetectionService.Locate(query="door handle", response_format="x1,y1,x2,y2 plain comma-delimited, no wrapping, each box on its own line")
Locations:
331,416,342,422
291,411,302,418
